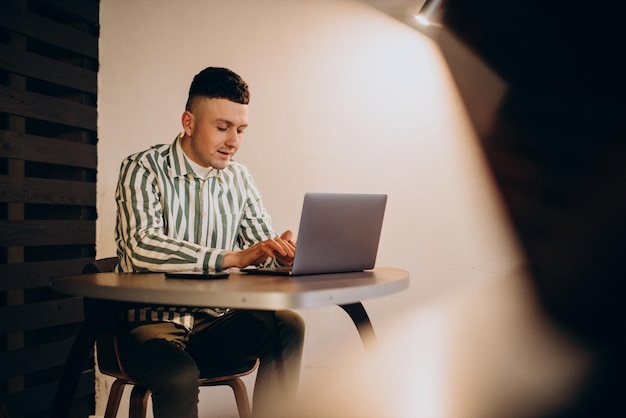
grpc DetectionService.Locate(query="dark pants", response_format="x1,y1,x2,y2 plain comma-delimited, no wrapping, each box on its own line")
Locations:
116,310,305,418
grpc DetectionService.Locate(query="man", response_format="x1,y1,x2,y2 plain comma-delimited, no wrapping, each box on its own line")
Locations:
114,67,304,418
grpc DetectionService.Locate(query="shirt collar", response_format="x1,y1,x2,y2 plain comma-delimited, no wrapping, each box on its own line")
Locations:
170,133,221,179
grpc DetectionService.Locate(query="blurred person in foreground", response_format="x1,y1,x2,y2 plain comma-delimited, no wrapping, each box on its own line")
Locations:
441,1,626,416
293,1,626,417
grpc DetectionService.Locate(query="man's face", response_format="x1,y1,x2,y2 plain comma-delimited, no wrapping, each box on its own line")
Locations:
182,97,248,169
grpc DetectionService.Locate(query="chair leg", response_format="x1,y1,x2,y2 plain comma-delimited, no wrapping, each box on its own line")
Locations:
129,385,151,418
104,379,128,418
225,378,252,418
104,376,253,418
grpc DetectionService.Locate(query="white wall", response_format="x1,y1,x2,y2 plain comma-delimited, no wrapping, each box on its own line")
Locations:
98,0,523,416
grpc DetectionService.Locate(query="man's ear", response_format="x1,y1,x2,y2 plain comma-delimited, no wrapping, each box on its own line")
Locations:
181,110,194,136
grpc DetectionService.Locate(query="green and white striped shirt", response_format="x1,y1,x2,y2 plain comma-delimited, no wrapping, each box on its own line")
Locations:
115,136,279,327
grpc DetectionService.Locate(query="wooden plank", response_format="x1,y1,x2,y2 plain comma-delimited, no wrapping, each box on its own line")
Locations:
0,297,85,335
0,258,93,291
0,220,95,247
0,44,97,93
0,130,97,168
0,1,98,59
37,0,99,24
0,2,99,417
0,85,96,130
0,338,78,379
0,175,96,206
4,370,95,417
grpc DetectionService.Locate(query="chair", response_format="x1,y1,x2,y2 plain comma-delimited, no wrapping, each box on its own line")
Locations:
84,258,258,418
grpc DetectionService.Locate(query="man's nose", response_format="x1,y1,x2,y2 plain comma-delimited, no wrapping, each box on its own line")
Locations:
225,129,240,147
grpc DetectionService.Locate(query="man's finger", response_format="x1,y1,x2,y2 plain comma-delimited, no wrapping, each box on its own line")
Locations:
280,230,294,242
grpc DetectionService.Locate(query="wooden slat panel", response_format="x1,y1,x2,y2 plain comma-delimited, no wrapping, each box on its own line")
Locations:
0,258,93,291
0,220,95,247
1,1,99,416
0,175,96,206
0,44,97,94
37,0,99,24
0,1,98,59
5,370,95,417
0,85,96,130
0,297,85,335
0,129,97,168
0,338,77,379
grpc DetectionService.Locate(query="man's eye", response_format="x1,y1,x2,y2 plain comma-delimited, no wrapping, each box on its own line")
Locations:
237,129,245,135
217,126,227,131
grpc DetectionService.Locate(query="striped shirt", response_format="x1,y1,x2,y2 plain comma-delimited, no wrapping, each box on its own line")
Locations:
114,135,279,328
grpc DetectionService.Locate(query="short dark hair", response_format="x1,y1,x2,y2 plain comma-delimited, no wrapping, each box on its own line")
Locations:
185,67,250,110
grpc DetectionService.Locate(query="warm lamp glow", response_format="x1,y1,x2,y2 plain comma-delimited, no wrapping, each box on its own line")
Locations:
415,14,431,26
415,0,443,27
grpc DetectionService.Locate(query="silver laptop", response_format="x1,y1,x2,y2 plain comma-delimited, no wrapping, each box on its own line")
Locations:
242,192,387,276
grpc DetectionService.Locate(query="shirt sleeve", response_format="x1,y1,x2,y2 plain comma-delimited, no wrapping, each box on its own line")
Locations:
115,156,225,272
235,166,282,268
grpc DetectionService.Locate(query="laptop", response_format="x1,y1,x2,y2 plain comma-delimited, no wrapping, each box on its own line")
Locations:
242,192,387,276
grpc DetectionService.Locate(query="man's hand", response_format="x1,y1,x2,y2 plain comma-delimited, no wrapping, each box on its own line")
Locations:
222,230,296,269
275,230,296,266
